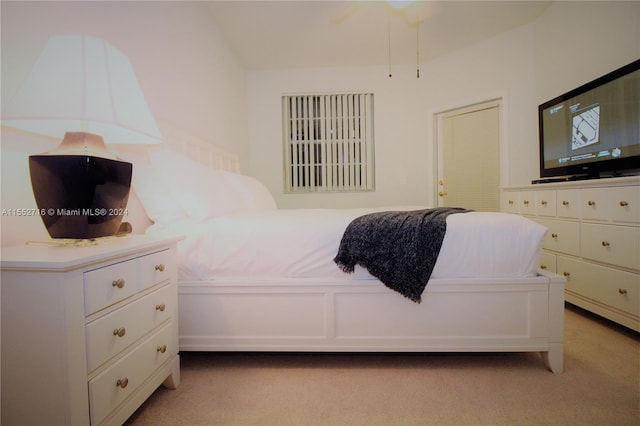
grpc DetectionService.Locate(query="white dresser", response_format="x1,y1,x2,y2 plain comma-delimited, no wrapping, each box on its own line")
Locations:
501,176,639,332
1,235,181,425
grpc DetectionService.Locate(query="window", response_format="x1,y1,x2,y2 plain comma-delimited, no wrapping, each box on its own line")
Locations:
282,93,374,193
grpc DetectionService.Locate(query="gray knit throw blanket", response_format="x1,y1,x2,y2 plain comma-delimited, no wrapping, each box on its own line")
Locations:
334,207,471,303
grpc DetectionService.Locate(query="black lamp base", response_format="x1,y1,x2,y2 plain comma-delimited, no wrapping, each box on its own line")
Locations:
29,154,132,239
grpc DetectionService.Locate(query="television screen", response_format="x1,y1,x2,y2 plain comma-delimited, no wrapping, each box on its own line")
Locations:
538,59,640,180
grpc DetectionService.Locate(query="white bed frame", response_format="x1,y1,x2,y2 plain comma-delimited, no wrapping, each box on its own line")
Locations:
126,124,566,373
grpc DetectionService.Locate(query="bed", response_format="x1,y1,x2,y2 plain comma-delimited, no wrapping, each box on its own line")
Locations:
117,126,565,374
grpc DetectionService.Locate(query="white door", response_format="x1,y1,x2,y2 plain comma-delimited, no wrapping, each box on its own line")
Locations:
437,102,500,211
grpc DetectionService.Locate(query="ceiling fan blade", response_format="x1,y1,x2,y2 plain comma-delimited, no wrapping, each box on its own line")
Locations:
399,1,437,28
329,1,368,24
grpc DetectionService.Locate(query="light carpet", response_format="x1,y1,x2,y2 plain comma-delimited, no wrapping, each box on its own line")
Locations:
125,304,639,425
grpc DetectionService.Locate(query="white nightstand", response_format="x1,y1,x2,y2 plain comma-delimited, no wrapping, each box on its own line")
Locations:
1,235,182,425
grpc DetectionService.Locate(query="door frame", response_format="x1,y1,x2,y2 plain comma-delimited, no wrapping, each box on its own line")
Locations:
432,96,509,207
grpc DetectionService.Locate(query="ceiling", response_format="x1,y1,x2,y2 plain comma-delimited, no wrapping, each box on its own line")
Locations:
205,1,552,71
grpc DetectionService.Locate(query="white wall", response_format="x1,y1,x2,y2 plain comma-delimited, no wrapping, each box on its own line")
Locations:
1,1,247,154
247,1,640,209
247,24,538,208
533,1,640,104
1,1,247,245
424,24,538,189
247,65,433,209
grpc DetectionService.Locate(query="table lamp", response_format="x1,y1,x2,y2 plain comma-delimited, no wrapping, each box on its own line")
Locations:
2,34,162,239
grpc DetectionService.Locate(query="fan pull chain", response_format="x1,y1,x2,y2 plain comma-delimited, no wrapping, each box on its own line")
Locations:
416,5,420,78
388,12,392,78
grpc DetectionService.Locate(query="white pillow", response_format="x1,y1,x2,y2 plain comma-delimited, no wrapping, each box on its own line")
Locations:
221,171,277,210
148,150,244,221
116,150,187,226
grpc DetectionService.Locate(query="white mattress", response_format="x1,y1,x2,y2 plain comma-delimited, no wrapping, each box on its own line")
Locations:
147,207,546,282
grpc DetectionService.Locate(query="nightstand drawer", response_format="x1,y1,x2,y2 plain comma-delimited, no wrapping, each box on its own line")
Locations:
86,283,175,372
88,323,176,425
139,249,172,290
84,259,138,315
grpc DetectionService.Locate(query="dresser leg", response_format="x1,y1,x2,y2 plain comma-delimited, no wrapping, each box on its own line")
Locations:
162,355,181,389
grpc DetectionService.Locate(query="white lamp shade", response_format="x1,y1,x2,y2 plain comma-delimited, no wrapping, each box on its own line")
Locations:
2,34,162,144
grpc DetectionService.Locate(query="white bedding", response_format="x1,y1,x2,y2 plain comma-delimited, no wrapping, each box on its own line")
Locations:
147,207,546,283
128,149,546,285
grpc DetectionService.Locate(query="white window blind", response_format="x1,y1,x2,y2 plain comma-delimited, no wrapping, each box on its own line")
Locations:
282,93,375,193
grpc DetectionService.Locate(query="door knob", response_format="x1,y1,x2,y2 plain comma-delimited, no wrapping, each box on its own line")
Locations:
439,191,448,197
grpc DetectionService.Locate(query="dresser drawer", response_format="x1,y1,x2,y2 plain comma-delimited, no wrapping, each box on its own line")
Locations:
139,249,172,291
85,259,138,315
535,190,557,217
519,193,536,216
580,223,640,270
556,189,580,219
609,186,640,224
501,192,520,214
86,283,175,372
536,218,580,256
539,251,557,273
88,322,176,425
581,188,609,221
559,256,639,317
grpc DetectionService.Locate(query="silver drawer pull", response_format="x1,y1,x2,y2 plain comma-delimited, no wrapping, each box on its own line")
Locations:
155,264,165,272
588,200,596,206
112,278,125,289
113,327,126,338
116,378,129,389
618,288,628,295
155,303,166,312
562,200,570,206
601,241,610,247
157,344,167,354
619,201,629,207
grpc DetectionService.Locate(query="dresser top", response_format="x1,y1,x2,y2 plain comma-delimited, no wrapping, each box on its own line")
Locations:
1,234,182,271
502,175,640,191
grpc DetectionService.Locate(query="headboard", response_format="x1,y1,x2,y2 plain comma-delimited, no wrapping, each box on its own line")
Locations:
117,122,242,234
158,122,240,173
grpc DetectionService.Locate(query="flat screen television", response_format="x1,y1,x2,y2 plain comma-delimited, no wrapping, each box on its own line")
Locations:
537,59,640,182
